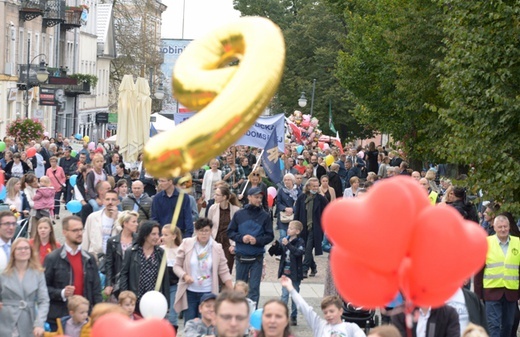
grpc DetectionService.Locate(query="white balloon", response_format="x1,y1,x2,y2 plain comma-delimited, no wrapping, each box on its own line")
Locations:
139,291,168,319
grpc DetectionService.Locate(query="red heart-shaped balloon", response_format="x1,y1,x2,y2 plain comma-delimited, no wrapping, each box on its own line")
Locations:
331,247,400,308
322,176,430,273
404,205,488,306
91,313,175,337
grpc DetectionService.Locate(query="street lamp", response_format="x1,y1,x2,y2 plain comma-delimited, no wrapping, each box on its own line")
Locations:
298,79,316,116
298,92,307,108
23,39,48,118
154,81,165,100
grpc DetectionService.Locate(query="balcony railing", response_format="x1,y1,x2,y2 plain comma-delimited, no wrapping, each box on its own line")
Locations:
43,0,66,27
62,7,83,30
19,0,45,21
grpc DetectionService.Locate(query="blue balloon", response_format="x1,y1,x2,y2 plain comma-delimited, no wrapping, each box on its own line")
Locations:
66,200,82,213
250,308,263,330
279,159,285,171
0,186,5,200
75,133,82,140
296,145,304,154
69,174,78,187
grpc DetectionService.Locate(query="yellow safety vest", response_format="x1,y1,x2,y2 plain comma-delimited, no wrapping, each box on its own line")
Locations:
483,235,520,290
428,191,438,205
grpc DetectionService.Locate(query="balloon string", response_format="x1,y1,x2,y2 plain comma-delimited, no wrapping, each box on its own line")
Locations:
155,189,185,292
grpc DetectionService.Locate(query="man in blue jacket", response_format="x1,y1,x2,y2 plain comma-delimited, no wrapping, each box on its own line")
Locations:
228,187,274,306
151,177,194,238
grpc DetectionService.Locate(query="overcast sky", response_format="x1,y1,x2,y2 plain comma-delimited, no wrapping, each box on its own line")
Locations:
161,0,241,40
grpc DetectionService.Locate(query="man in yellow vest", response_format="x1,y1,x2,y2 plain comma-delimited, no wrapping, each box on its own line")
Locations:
474,215,520,337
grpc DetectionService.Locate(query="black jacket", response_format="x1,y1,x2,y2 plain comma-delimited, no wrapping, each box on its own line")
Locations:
4,160,30,180
462,288,488,332
118,244,170,307
268,237,305,282
328,171,343,198
293,192,328,255
105,233,137,289
43,246,102,323
392,305,460,337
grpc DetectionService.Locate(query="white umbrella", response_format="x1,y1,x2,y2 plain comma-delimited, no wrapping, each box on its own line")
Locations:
116,75,138,162
135,78,152,153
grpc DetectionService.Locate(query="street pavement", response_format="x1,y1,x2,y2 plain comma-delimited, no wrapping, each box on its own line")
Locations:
52,206,330,337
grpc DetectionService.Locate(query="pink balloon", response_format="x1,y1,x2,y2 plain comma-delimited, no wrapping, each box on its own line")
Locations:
301,120,310,128
88,142,96,151
267,186,277,198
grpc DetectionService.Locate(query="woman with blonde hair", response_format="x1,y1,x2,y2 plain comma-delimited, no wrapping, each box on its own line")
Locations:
104,210,139,298
0,238,50,337
161,225,183,330
201,158,223,203
4,177,30,219
239,169,268,211
425,169,440,193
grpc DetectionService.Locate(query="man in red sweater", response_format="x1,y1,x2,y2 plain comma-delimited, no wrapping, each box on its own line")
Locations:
44,216,102,331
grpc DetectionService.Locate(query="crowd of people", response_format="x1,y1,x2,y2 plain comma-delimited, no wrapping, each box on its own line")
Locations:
0,133,516,337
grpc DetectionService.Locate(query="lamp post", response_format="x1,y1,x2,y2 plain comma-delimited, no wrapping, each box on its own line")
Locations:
24,39,49,118
297,79,316,116
298,92,307,108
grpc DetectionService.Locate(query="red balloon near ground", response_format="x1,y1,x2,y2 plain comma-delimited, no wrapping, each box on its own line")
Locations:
92,313,175,337
26,147,37,158
331,247,399,308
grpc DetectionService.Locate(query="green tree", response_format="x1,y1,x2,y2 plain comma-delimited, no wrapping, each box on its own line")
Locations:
233,0,373,140
435,0,520,212
334,0,447,165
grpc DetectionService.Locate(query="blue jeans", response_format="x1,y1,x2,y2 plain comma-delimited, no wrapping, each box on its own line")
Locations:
279,228,287,243
486,294,516,337
184,290,210,324
235,255,263,306
281,279,300,318
168,284,179,326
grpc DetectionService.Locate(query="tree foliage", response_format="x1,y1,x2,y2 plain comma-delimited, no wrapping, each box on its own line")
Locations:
233,0,373,140
435,0,520,212
110,0,164,109
332,0,520,212
334,0,447,163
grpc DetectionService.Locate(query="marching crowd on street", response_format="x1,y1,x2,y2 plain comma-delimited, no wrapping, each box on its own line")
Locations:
0,134,517,337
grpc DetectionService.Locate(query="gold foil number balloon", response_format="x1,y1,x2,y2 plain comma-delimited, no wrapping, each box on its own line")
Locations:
144,17,286,177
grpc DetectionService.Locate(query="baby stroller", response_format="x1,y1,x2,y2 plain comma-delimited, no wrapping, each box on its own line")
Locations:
342,301,379,334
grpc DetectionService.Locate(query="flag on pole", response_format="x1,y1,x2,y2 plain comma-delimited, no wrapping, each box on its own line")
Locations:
328,99,337,134
261,127,282,184
335,131,344,154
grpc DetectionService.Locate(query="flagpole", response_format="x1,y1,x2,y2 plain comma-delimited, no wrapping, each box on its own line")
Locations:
239,149,264,197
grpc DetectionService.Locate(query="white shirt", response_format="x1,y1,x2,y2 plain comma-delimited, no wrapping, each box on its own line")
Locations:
101,213,115,254
446,288,469,335
416,308,431,337
187,241,213,293
0,238,11,272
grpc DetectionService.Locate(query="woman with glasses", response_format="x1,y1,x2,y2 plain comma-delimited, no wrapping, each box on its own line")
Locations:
0,238,50,337
208,185,241,273
239,170,268,211
174,218,233,323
